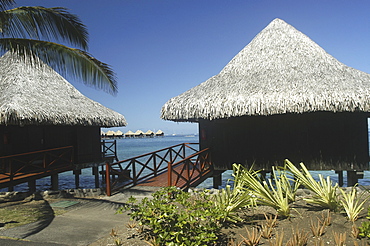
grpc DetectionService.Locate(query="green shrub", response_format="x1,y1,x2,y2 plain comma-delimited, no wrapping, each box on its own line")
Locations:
358,207,370,238
120,186,227,246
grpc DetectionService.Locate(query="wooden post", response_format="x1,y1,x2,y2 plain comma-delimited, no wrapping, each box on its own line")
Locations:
51,173,59,190
335,170,343,187
105,161,111,196
347,170,364,187
8,161,13,191
168,161,172,186
213,170,222,189
153,154,157,176
260,171,267,181
186,160,190,188
92,166,99,188
28,179,36,193
73,169,81,189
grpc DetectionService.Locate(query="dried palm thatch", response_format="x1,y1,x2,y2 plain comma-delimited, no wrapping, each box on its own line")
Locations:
161,18,370,122
0,52,127,126
124,130,135,136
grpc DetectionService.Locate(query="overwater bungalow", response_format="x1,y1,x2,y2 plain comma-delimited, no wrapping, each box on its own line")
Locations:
155,130,164,137
134,130,145,138
124,130,135,138
145,130,155,137
0,52,126,190
105,130,116,138
161,18,370,186
115,130,123,138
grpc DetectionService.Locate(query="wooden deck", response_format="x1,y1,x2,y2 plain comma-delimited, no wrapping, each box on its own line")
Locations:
0,166,72,189
0,146,74,190
137,162,212,188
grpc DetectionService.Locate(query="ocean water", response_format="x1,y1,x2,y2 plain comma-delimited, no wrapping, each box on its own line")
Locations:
2,135,370,192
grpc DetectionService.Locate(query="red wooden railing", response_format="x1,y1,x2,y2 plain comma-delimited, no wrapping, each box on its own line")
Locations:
0,146,74,188
168,147,212,189
104,143,212,195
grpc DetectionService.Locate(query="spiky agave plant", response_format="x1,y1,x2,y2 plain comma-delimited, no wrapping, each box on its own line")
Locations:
339,185,369,222
233,164,293,218
212,164,257,223
284,159,340,211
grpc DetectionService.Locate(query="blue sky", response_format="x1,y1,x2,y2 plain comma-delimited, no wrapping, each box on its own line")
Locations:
15,0,370,134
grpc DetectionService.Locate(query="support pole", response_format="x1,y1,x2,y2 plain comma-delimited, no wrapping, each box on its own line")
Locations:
347,170,364,187
105,162,111,196
335,170,343,187
51,173,59,190
213,170,223,189
28,179,36,193
92,166,99,188
168,161,172,186
73,169,81,189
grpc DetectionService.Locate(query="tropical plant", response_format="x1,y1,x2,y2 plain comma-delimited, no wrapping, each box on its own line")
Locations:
284,159,340,211
268,231,284,246
212,163,257,223
333,232,346,246
239,227,261,246
310,218,326,237
212,184,255,223
339,185,370,222
358,207,370,238
286,229,309,246
120,186,229,246
0,0,117,94
233,163,294,217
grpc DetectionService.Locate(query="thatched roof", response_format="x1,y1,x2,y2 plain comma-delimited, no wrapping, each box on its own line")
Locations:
106,130,115,136
0,52,127,126
115,130,123,136
134,130,145,136
161,18,370,122
124,130,135,136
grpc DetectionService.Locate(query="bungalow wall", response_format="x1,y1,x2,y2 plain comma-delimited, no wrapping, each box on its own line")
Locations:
199,112,370,171
0,125,101,164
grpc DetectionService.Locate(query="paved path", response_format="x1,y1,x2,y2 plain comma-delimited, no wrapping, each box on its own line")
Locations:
0,186,160,246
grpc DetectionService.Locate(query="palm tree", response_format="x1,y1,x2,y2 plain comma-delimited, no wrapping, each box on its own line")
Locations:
0,0,117,94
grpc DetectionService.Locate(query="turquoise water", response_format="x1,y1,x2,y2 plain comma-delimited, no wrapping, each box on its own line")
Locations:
2,135,370,192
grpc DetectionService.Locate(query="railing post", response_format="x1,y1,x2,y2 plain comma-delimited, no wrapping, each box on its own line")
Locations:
153,154,157,176
182,143,186,159
8,160,13,192
105,161,111,196
132,160,137,185
114,140,117,161
186,160,190,188
168,161,172,186
101,140,105,158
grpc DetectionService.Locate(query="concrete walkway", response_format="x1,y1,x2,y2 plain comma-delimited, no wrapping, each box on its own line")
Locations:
0,186,160,246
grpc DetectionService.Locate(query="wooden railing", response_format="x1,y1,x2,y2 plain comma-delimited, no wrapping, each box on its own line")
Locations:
168,147,212,189
101,140,118,161
104,143,201,194
0,146,74,188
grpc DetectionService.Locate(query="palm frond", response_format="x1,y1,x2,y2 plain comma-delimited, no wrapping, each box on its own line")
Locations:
0,0,14,12
0,38,117,94
2,6,88,49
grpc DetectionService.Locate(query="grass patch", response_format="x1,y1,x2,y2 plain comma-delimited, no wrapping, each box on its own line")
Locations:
0,200,54,229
